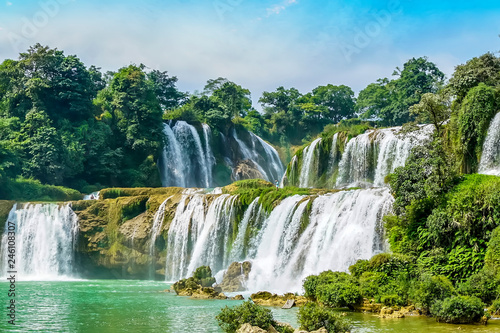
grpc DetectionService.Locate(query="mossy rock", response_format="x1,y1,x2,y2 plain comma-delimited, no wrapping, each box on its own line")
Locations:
0,200,15,231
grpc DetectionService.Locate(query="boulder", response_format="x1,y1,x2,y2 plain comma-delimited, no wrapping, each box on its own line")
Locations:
251,291,308,307
236,323,267,333
232,160,265,181
220,261,252,292
231,294,245,300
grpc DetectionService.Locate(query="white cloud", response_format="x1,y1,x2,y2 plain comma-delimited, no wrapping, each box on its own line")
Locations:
6,2,12,6
266,0,297,16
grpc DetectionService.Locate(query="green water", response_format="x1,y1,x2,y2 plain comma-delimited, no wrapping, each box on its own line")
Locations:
1,280,500,332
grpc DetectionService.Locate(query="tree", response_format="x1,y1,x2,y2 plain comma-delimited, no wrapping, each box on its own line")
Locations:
147,69,186,110
448,53,500,102
409,92,451,136
357,78,390,120
306,84,356,123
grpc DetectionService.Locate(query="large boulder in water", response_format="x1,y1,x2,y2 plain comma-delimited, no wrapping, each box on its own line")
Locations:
173,265,227,299
232,160,265,181
220,261,252,292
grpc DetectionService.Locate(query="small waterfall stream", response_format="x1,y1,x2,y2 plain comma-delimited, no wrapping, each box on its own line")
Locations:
0,203,79,280
479,112,500,176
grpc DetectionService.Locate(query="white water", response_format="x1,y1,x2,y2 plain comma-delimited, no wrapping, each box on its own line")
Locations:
202,124,216,183
0,203,79,281
246,188,393,293
163,188,393,293
233,129,285,183
333,125,433,187
159,123,187,187
299,138,322,188
479,112,500,176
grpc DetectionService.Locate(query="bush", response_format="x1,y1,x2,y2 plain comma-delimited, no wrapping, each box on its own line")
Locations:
430,295,485,324
216,301,276,333
317,280,362,309
368,253,415,277
304,271,362,309
193,266,216,287
349,259,369,278
410,274,456,312
457,269,500,304
298,302,352,333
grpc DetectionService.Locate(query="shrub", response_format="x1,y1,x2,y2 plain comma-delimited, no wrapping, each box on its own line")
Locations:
430,295,485,324
457,269,500,304
410,274,456,312
193,266,216,287
298,302,352,333
304,271,362,309
317,280,362,309
349,259,369,278
216,301,275,333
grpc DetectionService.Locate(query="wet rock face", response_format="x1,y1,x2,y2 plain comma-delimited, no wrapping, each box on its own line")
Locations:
231,160,265,181
220,261,252,292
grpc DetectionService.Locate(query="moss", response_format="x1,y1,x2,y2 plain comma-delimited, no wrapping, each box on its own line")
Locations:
0,201,15,231
0,177,82,201
100,187,184,199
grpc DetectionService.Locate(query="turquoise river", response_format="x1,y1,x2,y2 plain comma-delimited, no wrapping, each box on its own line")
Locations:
1,280,500,332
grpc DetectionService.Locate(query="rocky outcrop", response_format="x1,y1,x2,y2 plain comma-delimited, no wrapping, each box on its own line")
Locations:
251,291,308,307
293,328,327,333
71,187,185,279
232,160,265,181
236,323,270,333
173,266,227,300
378,305,421,318
220,261,252,292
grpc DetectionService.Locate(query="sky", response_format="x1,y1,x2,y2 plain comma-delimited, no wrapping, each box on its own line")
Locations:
0,0,499,108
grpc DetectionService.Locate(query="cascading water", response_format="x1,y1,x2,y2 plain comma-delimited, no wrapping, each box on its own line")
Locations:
163,188,392,292
0,203,79,280
288,125,433,189
479,112,500,176
159,121,213,188
299,138,322,188
149,196,173,277
246,188,392,293
232,129,285,182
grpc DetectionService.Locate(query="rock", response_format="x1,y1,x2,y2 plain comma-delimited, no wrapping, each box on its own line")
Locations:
379,306,406,319
311,328,328,333
231,294,245,300
251,291,308,307
173,266,225,299
220,261,252,292
232,160,265,181
353,298,382,313
282,299,295,309
236,323,267,333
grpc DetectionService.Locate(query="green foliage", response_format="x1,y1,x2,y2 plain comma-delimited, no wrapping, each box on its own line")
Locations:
215,301,275,333
448,53,500,102
298,302,352,333
410,274,456,312
430,296,485,324
457,269,500,304
358,57,445,126
456,83,498,173
349,259,369,278
304,271,362,309
0,177,82,201
485,226,500,274
192,266,216,287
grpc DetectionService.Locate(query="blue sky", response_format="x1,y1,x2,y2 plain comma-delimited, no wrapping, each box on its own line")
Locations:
0,0,499,107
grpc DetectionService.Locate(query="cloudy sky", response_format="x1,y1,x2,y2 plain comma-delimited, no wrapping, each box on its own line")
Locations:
0,0,499,107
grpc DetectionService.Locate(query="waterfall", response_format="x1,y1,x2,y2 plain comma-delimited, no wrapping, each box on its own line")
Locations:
202,124,216,182
299,138,322,188
479,112,500,176
159,123,187,187
233,129,285,182
163,188,392,292
149,196,173,277
246,188,393,293
159,121,212,188
0,203,79,281
333,125,433,188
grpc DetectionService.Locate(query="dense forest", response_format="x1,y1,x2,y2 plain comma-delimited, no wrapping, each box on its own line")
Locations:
0,43,467,198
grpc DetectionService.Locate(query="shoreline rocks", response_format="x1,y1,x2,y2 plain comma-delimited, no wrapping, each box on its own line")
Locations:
251,291,308,307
